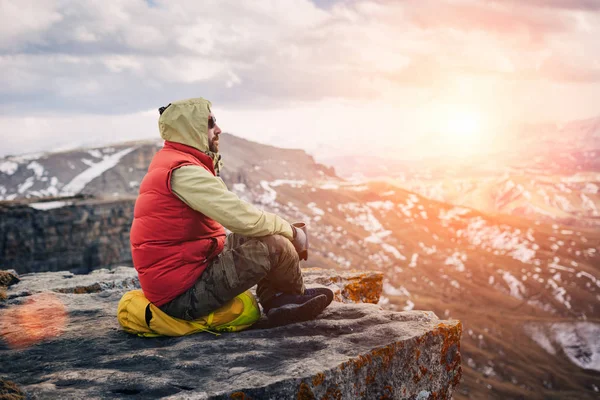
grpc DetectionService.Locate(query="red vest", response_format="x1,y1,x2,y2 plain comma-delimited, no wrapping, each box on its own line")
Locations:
130,141,226,306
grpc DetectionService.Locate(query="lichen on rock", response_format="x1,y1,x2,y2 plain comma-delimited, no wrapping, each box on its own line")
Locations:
0,270,20,304
0,378,25,400
303,268,383,304
0,270,19,288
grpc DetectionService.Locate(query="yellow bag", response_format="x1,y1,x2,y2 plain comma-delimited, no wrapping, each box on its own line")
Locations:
117,289,260,337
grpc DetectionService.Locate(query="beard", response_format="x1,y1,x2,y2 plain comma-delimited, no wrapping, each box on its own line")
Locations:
209,138,219,152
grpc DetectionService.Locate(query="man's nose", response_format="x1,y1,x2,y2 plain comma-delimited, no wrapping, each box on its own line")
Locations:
215,124,222,134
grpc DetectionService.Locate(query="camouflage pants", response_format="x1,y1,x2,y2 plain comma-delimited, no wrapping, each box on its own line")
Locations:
159,233,305,321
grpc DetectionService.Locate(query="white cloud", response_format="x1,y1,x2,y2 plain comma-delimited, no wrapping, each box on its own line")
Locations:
0,111,157,157
0,0,598,158
0,0,63,48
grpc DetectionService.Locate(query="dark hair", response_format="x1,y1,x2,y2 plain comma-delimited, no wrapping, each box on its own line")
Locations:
158,103,171,115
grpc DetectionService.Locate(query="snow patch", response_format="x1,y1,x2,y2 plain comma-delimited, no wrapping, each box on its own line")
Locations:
444,252,466,272
418,242,437,255
581,194,598,215
525,323,600,372
307,202,325,216
61,147,135,195
457,217,536,263
0,161,19,175
270,179,306,188
409,253,419,268
87,149,103,158
8,152,44,163
319,182,339,190
398,196,420,217
547,279,571,310
29,201,73,210
18,177,35,194
381,243,406,260
367,201,395,210
348,185,368,192
27,161,45,179
501,271,526,300
339,202,405,260
232,183,247,193
257,180,278,206
383,282,411,297
524,324,557,355
576,271,600,288
583,183,598,194
438,207,470,224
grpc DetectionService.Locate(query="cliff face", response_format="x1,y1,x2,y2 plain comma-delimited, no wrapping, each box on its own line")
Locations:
1,199,134,274
0,267,462,400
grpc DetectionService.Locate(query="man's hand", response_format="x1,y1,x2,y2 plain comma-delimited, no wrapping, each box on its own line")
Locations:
291,222,308,261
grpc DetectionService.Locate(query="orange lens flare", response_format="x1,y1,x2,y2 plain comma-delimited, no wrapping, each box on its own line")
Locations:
0,293,68,349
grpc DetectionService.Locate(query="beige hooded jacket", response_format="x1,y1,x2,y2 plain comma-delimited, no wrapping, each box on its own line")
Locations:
159,97,294,240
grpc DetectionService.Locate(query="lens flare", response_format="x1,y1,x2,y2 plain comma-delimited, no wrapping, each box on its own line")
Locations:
0,292,68,349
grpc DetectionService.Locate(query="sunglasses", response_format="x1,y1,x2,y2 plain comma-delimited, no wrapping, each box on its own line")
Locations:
208,115,217,129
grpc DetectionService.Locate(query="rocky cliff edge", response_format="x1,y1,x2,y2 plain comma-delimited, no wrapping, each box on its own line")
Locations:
0,267,461,399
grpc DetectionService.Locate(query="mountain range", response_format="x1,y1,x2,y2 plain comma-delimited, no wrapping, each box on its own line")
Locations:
325,116,600,229
0,120,599,399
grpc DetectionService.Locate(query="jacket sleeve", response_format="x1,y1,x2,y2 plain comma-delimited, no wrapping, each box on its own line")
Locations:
171,165,294,240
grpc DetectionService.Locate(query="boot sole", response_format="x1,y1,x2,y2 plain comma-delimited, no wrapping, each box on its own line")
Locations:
266,294,328,327
304,287,334,307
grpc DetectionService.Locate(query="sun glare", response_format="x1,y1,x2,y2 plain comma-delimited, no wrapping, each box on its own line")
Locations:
421,106,489,158
446,111,481,140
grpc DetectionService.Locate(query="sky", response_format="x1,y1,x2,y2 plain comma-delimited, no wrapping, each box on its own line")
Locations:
1,0,599,160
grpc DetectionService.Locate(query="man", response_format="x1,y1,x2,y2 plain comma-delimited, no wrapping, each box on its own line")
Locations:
130,97,333,327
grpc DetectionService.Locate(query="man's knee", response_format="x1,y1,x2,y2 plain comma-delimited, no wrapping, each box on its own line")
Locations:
258,234,298,265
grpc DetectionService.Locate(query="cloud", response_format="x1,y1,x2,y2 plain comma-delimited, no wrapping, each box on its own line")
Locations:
390,0,574,44
2,0,362,113
0,110,157,157
0,0,598,159
497,0,600,11
533,56,600,82
0,0,63,50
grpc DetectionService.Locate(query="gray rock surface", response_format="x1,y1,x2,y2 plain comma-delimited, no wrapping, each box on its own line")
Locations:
5,266,384,306
0,269,462,399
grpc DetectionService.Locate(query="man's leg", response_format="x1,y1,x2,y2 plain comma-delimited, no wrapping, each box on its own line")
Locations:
160,233,305,320
253,234,305,307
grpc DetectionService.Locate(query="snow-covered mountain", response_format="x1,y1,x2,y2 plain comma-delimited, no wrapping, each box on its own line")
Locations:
0,133,336,203
0,142,151,201
401,172,600,227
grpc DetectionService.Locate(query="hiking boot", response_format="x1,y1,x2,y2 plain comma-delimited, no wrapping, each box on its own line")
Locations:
266,294,328,327
304,287,334,307
262,287,334,314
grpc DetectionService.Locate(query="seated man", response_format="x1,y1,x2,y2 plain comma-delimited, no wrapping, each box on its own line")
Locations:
130,97,333,326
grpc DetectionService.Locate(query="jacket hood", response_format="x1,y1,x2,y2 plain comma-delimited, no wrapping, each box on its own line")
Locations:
158,97,222,172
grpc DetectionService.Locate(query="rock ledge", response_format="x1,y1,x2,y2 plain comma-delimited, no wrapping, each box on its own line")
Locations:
0,268,461,399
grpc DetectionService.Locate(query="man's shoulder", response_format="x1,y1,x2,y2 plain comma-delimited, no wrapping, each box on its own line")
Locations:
172,165,228,189
173,164,213,175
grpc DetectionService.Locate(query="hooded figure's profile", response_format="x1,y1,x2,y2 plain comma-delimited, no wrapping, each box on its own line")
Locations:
130,97,333,327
